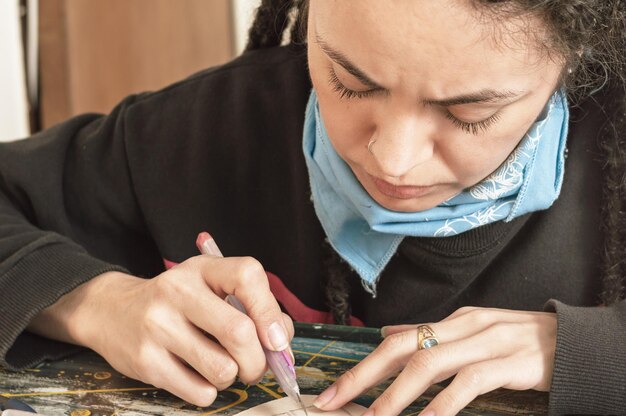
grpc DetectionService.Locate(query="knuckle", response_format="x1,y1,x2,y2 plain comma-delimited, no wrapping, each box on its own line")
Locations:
380,330,411,352
379,334,398,352
235,257,267,287
467,308,494,326
406,348,438,376
452,305,475,318
437,389,461,410
212,359,238,387
183,256,217,286
238,367,265,386
340,367,360,387
485,322,516,344
223,315,256,344
192,346,238,387
153,273,188,302
184,254,207,270
142,306,167,337
133,361,151,381
458,366,484,390
133,347,157,382
374,391,395,411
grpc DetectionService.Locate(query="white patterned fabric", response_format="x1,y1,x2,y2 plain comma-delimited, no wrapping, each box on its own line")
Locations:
302,90,569,294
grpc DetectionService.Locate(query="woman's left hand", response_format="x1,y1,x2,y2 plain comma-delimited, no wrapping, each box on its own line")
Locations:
313,307,557,416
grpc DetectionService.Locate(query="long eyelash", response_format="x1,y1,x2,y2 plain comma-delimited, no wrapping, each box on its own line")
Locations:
327,68,375,100
326,67,500,134
444,111,501,135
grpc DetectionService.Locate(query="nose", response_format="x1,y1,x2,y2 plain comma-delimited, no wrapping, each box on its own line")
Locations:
369,111,435,178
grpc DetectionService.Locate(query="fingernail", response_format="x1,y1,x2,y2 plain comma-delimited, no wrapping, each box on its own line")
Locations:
420,411,435,416
362,409,375,416
313,384,337,409
268,321,289,351
380,326,389,338
288,346,296,365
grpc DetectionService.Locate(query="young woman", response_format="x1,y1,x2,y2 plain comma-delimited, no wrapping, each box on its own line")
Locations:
1,1,624,414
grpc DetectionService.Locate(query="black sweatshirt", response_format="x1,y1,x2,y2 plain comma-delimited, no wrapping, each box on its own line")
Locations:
0,45,624,414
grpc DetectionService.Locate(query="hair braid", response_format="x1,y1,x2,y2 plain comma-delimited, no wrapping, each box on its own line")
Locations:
289,0,308,46
245,0,302,51
599,88,626,304
322,241,353,325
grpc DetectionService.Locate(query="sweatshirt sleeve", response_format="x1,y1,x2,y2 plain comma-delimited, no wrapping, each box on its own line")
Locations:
544,299,626,414
0,95,162,370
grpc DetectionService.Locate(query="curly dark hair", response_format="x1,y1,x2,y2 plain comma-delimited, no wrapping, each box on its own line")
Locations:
245,0,626,321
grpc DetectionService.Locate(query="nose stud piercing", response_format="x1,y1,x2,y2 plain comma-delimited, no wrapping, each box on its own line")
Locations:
368,139,376,155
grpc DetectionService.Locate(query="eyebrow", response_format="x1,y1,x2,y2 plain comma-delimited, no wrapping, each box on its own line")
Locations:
315,34,381,89
315,34,524,106
422,89,522,106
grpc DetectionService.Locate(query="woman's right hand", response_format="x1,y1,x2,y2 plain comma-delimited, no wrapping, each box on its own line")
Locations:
28,255,294,406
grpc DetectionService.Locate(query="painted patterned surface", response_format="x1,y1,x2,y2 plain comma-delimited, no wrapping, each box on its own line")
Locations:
0,331,547,415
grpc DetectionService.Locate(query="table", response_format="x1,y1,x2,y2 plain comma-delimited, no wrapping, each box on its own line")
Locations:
0,324,548,415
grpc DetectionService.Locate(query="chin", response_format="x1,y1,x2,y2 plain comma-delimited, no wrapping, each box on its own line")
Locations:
370,192,442,213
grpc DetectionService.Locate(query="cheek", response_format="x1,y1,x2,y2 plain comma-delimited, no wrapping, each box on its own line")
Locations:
314,90,376,162
308,48,376,161
454,93,558,185
443,121,533,188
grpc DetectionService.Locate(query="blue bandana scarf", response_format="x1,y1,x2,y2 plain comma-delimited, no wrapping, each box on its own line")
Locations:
303,90,569,295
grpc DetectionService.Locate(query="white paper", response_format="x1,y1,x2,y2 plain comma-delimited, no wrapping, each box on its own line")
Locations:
235,394,366,415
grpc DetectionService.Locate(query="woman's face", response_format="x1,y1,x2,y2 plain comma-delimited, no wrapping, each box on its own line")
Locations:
307,0,564,212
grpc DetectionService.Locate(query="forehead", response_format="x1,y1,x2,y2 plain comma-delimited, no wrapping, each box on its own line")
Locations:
310,0,554,90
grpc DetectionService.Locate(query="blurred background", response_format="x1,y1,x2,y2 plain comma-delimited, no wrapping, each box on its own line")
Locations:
0,0,263,142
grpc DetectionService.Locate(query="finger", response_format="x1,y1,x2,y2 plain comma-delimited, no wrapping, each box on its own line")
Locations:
327,321,525,413
182,287,266,384
385,308,547,344
366,324,523,415
146,350,218,407
420,357,527,416
314,329,418,410
195,255,291,353
162,320,238,390
381,324,424,337
380,324,418,338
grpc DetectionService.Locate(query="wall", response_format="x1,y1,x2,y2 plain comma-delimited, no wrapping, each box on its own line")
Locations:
39,0,234,128
1,0,264,137
0,0,29,141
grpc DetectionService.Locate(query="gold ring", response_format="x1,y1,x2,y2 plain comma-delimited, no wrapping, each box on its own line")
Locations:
417,325,439,350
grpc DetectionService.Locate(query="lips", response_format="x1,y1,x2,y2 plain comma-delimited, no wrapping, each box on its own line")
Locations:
370,175,436,199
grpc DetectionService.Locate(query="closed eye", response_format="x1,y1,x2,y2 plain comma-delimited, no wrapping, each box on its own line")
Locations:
444,110,501,135
327,67,379,99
